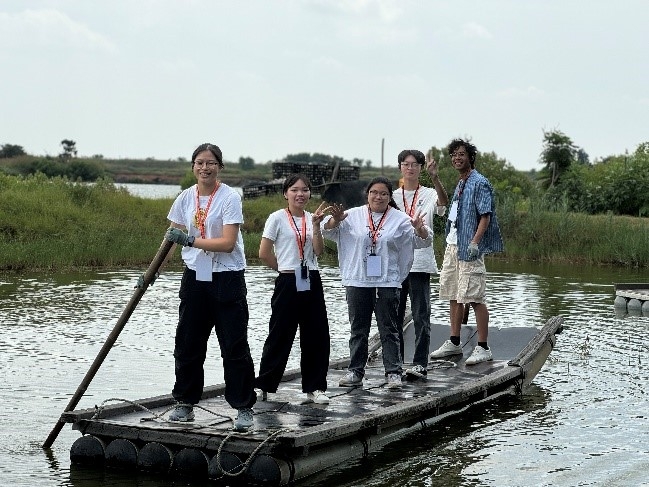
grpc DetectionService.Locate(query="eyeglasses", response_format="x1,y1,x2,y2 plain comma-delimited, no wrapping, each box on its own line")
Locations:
450,152,468,159
193,159,219,168
369,190,390,198
399,162,422,168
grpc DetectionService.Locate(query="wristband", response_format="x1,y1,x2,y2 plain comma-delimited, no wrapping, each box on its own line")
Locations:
187,235,195,247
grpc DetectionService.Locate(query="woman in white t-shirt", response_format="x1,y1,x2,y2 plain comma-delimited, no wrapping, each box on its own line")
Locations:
322,176,432,390
163,143,255,432
255,174,331,405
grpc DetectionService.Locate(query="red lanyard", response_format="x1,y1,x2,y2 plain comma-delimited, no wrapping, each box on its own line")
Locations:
455,170,472,201
285,208,307,263
367,205,390,251
194,182,220,239
402,185,420,217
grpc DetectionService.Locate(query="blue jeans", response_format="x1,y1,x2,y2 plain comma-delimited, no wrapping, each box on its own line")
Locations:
397,273,432,367
345,286,402,377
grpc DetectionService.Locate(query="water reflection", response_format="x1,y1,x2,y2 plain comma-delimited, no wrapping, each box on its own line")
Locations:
1,261,648,487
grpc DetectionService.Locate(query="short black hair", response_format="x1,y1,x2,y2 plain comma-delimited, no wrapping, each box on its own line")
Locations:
397,149,425,166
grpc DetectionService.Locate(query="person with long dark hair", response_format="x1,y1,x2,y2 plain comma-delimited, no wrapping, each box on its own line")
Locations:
163,143,256,431
255,174,331,404
322,176,432,389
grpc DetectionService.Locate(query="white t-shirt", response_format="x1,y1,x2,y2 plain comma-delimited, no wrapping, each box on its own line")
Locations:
393,185,446,274
322,205,432,288
262,209,320,272
167,183,246,272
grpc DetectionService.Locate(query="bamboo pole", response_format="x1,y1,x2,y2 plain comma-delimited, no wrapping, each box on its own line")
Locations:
42,238,175,449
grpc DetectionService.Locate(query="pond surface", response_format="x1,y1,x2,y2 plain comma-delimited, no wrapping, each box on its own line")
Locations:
0,261,647,487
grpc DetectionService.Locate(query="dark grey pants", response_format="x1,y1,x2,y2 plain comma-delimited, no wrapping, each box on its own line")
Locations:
345,286,402,377
397,272,432,367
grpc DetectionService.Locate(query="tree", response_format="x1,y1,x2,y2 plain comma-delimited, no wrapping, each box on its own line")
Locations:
0,144,26,158
59,139,78,160
539,129,578,188
239,156,255,170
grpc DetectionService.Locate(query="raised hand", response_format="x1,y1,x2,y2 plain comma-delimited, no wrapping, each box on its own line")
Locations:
410,210,428,230
329,203,348,223
426,151,439,179
312,201,331,226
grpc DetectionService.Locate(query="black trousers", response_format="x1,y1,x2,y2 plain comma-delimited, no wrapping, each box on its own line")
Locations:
255,271,330,393
172,268,256,410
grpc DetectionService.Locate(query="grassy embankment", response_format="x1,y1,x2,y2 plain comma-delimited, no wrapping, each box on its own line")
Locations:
1,173,648,273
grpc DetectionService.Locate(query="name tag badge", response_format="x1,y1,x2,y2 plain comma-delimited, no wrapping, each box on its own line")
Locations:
448,201,458,223
366,255,382,277
196,251,213,281
295,265,311,292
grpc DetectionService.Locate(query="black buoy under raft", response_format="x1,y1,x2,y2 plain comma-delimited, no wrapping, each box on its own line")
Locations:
138,441,174,474
70,435,106,465
173,447,209,478
105,438,138,469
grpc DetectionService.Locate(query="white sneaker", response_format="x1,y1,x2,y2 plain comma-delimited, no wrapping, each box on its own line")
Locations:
339,371,363,387
303,390,330,404
385,373,402,389
429,340,463,359
465,345,493,365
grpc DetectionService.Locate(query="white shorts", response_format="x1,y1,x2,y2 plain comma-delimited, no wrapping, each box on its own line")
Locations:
438,244,486,304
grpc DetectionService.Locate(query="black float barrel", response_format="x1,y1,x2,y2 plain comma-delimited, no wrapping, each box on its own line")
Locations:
138,441,174,474
70,435,106,465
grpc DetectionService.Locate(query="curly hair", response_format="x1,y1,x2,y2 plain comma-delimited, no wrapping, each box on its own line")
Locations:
447,138,477,168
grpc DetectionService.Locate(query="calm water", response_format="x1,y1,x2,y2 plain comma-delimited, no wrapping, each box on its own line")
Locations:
1,261,648,487
116,183,243,199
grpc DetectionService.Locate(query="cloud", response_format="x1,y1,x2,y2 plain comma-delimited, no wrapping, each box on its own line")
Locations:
0,9,116,53
497,86,545,99
436,21,493,42
461,21,493,40
304,0,403,22
301,0,409,45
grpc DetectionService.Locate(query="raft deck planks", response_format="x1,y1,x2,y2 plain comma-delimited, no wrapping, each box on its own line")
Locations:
63,317,563,485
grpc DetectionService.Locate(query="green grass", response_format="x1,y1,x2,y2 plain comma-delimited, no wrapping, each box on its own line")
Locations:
1,173,648,272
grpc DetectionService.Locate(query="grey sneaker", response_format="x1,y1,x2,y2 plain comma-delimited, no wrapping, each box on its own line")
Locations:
405,364,427,378
233,408,254,432
168,404,195,422
303,390,330,404
339,371,363,387
465,345,493,365
385,373,402,389
429,340,463,359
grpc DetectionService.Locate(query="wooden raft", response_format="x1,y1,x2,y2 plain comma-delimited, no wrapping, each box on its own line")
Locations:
63,316,563,486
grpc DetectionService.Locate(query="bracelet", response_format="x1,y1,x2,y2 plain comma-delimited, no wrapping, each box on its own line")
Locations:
187,235,195,247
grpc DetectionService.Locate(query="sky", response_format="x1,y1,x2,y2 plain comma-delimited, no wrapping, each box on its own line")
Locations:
1,1,647,171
